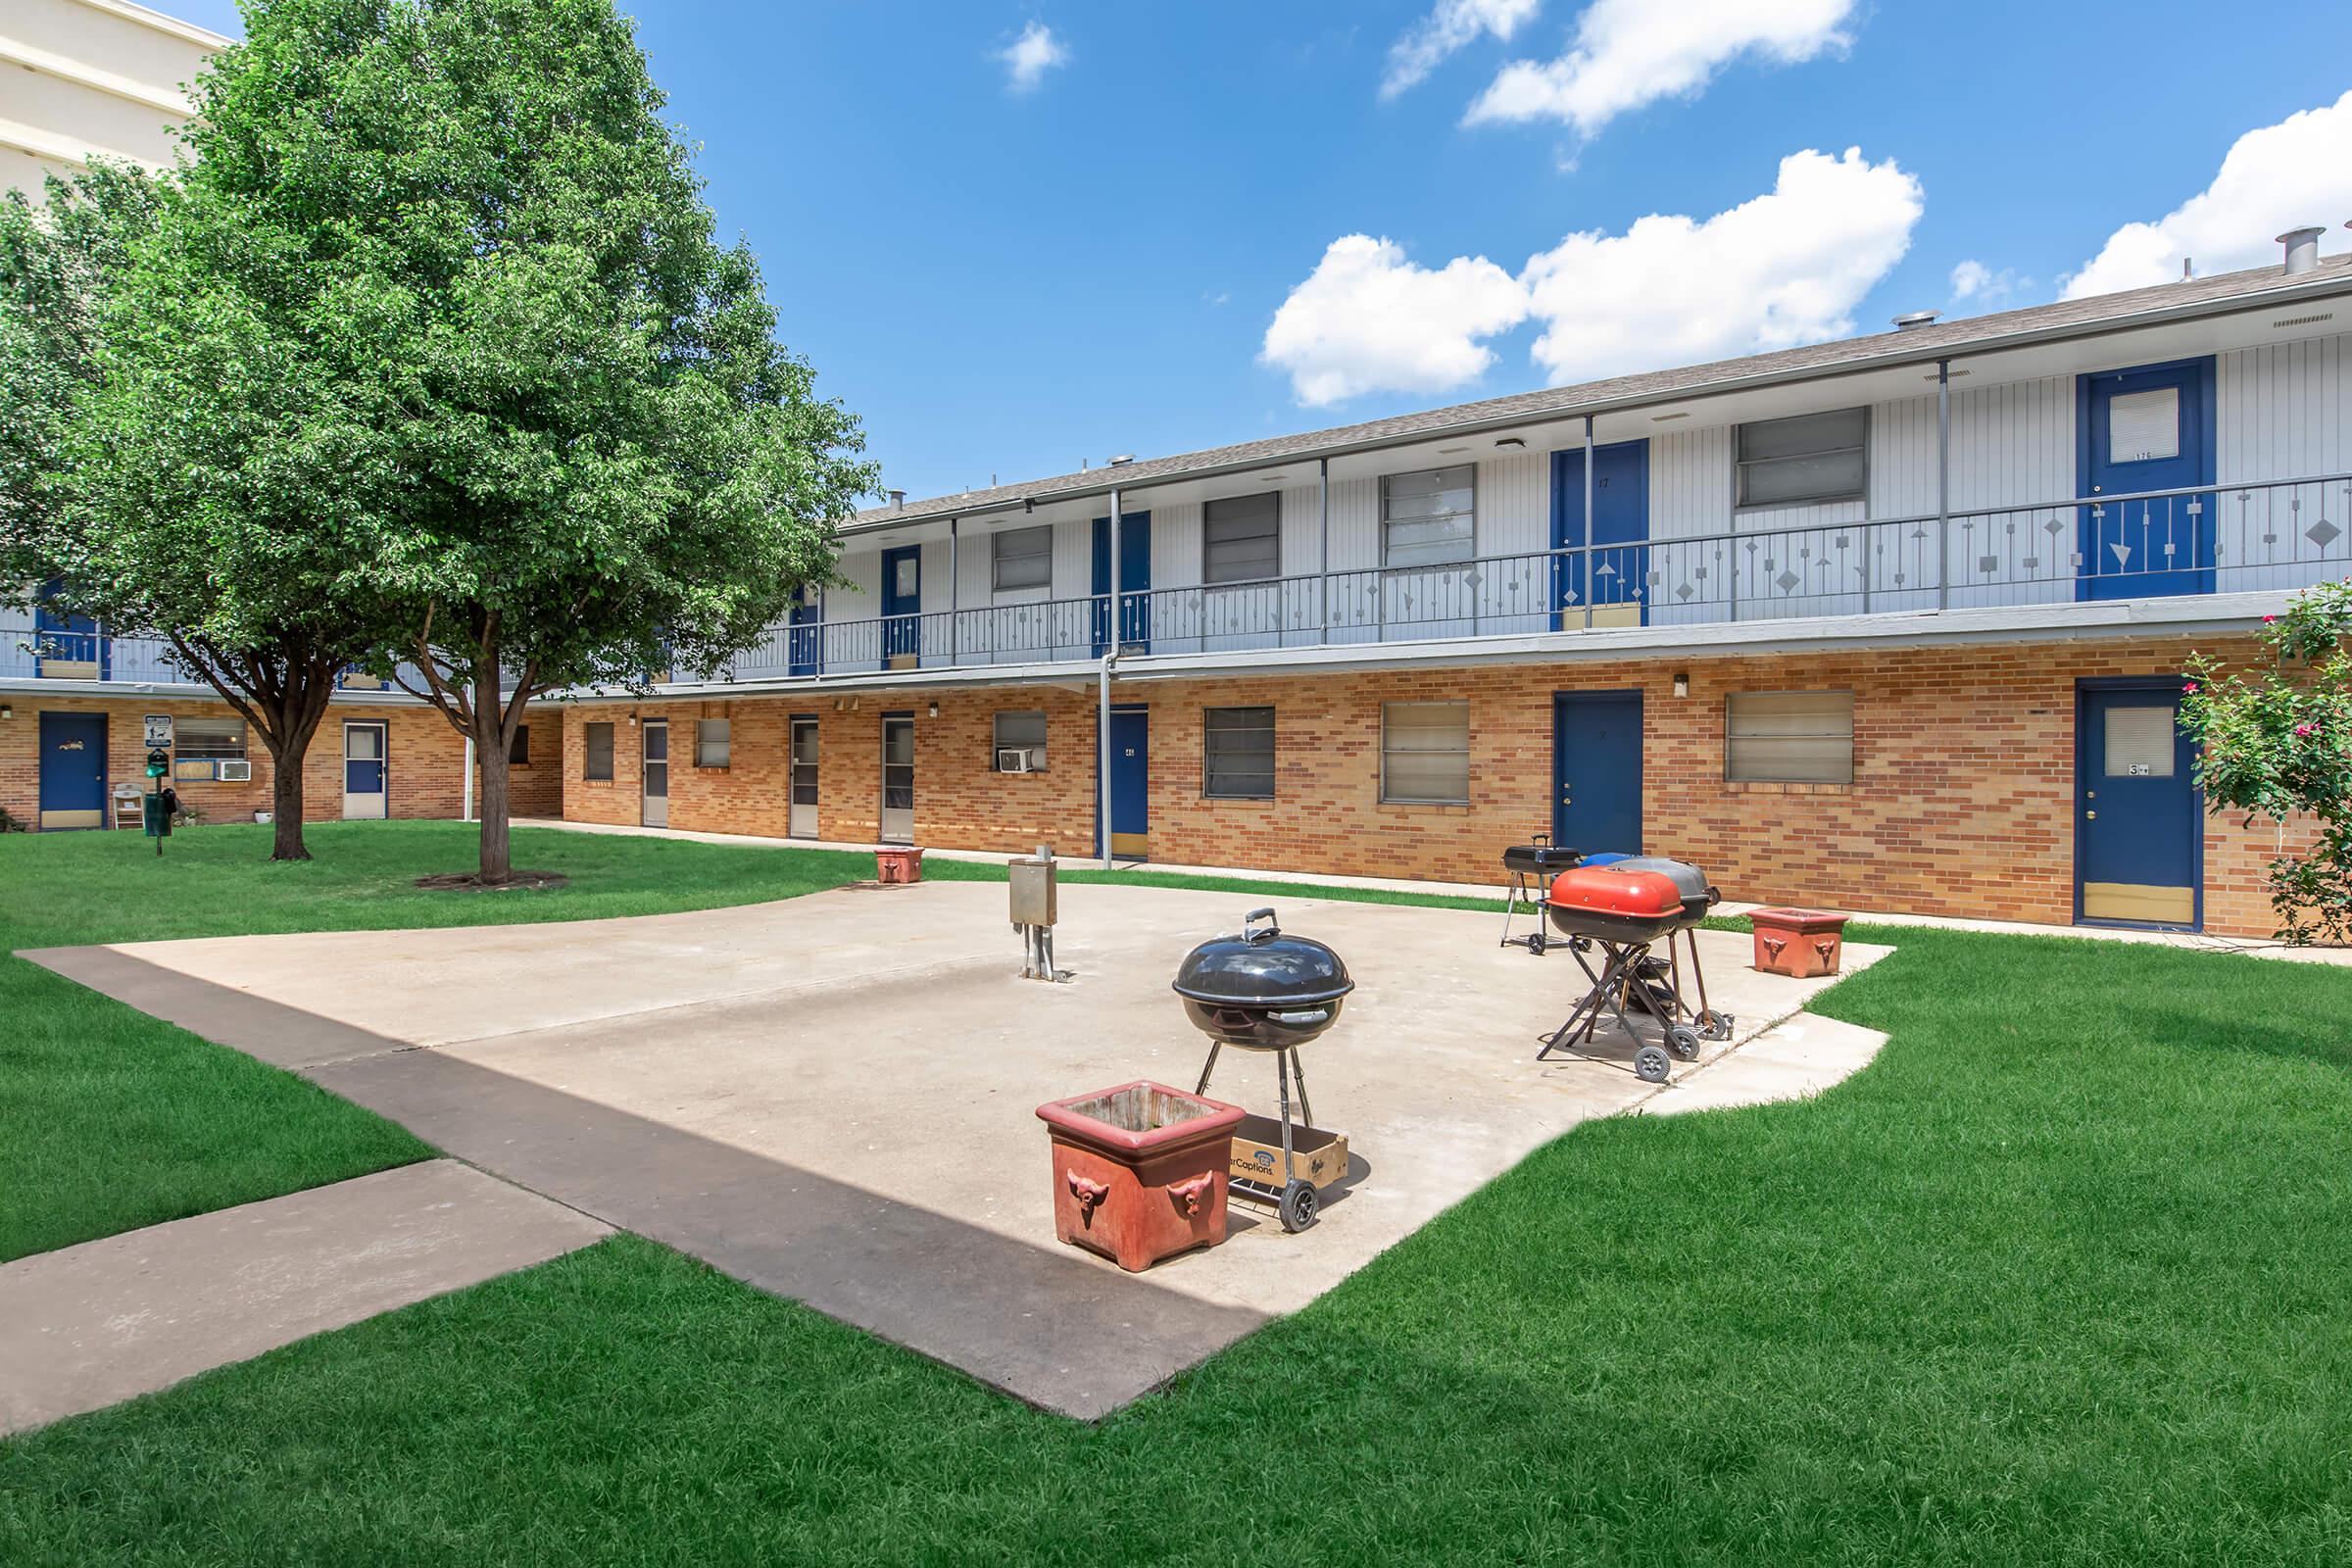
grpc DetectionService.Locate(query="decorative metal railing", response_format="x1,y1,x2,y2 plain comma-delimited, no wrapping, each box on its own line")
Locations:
13,473,2346,687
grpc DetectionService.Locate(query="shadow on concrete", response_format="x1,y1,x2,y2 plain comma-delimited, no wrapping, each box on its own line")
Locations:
21,946,1272,1420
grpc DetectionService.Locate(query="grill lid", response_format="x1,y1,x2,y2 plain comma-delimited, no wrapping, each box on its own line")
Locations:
1170,907,1355,1007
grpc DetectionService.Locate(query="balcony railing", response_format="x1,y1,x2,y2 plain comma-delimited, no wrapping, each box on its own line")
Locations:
710,471,2352,681
13,473,2343,689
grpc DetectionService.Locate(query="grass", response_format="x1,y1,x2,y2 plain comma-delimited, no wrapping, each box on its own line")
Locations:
4,906,2351,1562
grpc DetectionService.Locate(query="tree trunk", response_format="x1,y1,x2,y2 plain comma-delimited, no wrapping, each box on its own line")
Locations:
268,739,310,860
474,662,513,884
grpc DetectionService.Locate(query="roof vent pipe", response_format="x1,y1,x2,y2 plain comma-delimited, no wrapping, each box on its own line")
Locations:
2278,226,2325,275
889,488,906,510
1891,310,1937,331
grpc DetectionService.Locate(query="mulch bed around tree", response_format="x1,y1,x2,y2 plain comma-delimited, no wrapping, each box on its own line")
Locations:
414,871,571,893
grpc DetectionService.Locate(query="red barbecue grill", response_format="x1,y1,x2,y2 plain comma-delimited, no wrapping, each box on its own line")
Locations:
1537,857,1734,1082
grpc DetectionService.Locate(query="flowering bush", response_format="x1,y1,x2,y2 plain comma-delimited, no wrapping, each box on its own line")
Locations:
2180,578,2352,943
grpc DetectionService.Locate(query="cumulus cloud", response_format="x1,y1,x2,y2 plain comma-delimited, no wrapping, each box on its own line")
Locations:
1949,259,2026,309
1467,0,1856,135
1259,147,1922,405
2063,90,2352,299
996,21,1068,93
1522,147,1923,383
1382,0,1542,100
1260,235,1530,407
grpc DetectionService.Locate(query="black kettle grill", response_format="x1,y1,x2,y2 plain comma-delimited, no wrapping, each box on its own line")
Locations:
1172,907,1352,1231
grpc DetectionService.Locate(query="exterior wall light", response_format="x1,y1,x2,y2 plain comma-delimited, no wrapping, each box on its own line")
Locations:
1672,672,1690,699
927,702,940,717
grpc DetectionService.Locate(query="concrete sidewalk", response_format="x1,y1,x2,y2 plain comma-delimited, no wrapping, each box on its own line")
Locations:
0,1160,609,1435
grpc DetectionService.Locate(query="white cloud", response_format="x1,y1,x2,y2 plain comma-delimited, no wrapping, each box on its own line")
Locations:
1949,259,2026,309
996,21,1068,94
2063,91,2352,299
1521,147,1923,383
1382,0,1542,100
1260,235,1530,407
1259,146,1923,405
1467,0,1856,135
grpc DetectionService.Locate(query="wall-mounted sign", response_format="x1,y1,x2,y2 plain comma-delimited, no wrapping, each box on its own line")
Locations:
143,713,173,748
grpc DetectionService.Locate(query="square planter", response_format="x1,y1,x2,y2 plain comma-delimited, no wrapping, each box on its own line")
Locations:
1036,1081,1247,1272
875,847,925,884
1748,906,1850,978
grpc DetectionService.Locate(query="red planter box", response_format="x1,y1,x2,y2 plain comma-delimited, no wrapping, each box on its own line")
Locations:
875,847,925,884
1036,1082,1247,1272
1748,906,1850,978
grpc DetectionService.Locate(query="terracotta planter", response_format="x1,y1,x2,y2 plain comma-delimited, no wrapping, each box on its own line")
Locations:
1036,1081,1247,1272
875,847,925,884
1749,906,1850,978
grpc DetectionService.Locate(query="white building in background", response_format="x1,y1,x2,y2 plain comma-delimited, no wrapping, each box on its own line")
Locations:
0,0,224,195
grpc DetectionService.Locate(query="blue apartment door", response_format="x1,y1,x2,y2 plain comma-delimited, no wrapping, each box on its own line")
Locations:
788,587,820,676
2077,680,2199,929
33,584,108,678
1552,691,1642,856
38,711,108,830
2080,359,2214,600
881,545,921,662
1104,707,1150,859
1092,513,1152,654
1551,441,1650,626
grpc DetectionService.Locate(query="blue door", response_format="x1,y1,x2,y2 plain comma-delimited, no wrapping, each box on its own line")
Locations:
2077,679,2199,929
1552,691,1642,856
33,582,108,678
2079,358,2214,600
881,545,921,663
788,586,821,676
1091,512,1152,654
1104,707,1150,859
1551,442,1649,626
37,711,108,830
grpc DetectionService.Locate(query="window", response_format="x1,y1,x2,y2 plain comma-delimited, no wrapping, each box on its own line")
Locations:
1202,707,1275,800
174,716,247,781
2103,705,2177,777
1381,701,1470,805
510,725,530,765
584,721,614,780
695,718,731,768
2108,388,2180,463
1203,493,1280,584
992,525,1054,593
1382,466,1475,568
1736,407,1868,510
1725,691,1855,783
993,710,1047,771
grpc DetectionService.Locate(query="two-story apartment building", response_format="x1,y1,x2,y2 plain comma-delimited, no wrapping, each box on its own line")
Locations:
1,0,557,832
558,231,2352,938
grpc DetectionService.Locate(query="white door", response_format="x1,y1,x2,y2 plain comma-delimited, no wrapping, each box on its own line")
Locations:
789,717,818,838
879,716,913,844
641,720,669,828
342,721,388,819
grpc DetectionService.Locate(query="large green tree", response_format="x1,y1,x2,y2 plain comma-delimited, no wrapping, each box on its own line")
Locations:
180,0,872,883
1,162,377,861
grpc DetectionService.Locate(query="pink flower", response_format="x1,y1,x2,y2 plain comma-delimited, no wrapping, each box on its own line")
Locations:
2183,682,2200,695
2265,614,2278,623
2295,722,2317,737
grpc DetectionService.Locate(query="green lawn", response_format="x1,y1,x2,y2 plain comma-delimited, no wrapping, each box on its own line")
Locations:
4,877,2350,1562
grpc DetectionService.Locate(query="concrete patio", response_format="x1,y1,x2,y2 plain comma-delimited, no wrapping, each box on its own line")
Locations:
27,880,1887,1417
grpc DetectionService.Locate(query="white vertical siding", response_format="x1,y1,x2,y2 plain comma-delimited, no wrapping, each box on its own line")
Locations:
2218,333,2352,593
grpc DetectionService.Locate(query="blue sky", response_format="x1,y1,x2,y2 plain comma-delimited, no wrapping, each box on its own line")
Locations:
169,2,2352,503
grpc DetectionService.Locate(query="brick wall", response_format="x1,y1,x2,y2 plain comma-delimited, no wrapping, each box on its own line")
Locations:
2,695,561,829
549,636,2321,939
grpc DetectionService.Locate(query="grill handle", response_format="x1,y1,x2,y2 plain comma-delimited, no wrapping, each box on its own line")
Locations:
1267,1007,1330,1027
1243,907,1280,944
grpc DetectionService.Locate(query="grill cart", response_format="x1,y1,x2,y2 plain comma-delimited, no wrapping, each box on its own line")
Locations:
1537,858,1733,1083
1499,836,1586,954
1174,907,1353,1234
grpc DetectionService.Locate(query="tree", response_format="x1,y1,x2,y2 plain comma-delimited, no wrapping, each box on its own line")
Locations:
177,0,871,884
2180,579,2352,944
0,161,375,861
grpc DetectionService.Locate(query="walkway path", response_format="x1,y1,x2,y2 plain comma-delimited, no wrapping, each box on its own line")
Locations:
0,1160,609,1435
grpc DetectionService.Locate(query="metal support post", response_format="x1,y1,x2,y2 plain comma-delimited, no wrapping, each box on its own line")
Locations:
1936,358,1952,610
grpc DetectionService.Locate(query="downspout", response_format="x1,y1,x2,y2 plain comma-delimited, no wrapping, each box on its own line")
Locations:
1936,358,1952,611
462,734,474,821
1317,456,1330,641
949,516,959,663
1100,482,1122,868
1582,414,1596,628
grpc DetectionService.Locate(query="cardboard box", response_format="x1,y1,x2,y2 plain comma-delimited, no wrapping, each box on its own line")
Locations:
1227,1114,1348,1192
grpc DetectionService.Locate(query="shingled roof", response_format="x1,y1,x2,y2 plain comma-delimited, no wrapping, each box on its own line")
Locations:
852,252,2352,531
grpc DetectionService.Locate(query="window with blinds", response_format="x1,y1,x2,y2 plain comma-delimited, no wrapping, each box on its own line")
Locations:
993,710,1048,770
584,721,614,780
992,525,1053,593
695,718,730,768
1736,407,1868,509
1381,465,1475,568
1725,691,1855,783
1203,493,1281,584
1381,701,1470,805
1202,707,1275,799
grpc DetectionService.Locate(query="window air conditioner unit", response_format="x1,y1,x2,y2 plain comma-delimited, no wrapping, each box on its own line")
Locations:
216,760,253,782
997,748,1038,773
